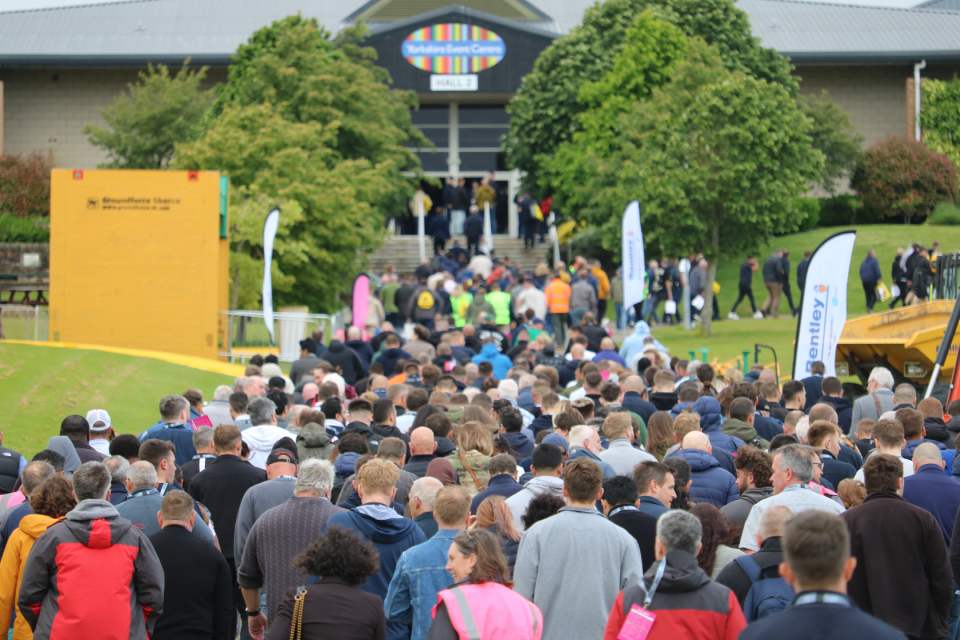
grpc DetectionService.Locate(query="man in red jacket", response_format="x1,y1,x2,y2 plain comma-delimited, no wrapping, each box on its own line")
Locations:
605,510,746,640
19,461,164,640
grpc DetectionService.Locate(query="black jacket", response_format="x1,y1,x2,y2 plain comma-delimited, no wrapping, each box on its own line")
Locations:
266,579,385,640
818,395,853,433
622,392,657,425
463,213,484,240
924,417,950,443
188,454,266,559
324,340,367,385
740,592,907,640
820,450,856,490
843,492,953,639
345,339,374,368
404,454,435,478
650,392,679,412
180,454,217,493
150,525,234,640
608,505,657,572
762,256,784,284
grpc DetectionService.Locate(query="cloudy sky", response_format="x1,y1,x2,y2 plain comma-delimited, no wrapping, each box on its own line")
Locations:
0,0,924,9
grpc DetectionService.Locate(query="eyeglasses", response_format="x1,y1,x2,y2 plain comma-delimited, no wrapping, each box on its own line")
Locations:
812,462,824,469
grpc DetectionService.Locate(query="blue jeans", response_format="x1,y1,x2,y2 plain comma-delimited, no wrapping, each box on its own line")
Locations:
615,303,625,330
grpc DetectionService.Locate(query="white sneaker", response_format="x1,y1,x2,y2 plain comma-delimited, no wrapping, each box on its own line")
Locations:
728,312,739,320
753,311,764,319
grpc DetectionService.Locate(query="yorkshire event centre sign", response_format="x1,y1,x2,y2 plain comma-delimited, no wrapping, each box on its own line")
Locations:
402,23,506,91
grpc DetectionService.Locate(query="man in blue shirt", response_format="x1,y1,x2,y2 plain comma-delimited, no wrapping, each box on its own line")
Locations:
140,395,197,465
385,486,471,640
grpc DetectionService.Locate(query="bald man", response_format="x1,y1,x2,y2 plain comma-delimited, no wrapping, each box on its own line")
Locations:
404,427,438,478
620,375,656,424
904,442,960,542
345,326,374,368
671,428,739,507
716,505,793,605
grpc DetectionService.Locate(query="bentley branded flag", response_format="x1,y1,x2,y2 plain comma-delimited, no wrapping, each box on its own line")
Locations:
621,201,646,310
262,208,280,344
792,230,856,380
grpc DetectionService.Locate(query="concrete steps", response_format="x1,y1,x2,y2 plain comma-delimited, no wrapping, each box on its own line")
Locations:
367,234,550,275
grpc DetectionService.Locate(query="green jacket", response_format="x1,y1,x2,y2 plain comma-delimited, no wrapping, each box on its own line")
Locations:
722,418,769,448
380,282,399,314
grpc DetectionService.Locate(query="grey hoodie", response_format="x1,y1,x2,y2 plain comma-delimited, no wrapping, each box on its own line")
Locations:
46,436,82,474
505,475,564,532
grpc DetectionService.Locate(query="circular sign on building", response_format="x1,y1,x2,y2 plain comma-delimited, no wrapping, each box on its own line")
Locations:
402,23,506,86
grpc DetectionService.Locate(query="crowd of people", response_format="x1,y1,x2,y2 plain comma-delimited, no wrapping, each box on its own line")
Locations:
4,289,960,639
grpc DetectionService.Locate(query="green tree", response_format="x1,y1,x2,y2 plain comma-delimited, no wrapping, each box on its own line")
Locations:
85,63,214,168
922,78,960,169
851,137,957,224
606,47,823,335
504,0,795,192
176,17,424,311
544,12,690,248
801,92,863,193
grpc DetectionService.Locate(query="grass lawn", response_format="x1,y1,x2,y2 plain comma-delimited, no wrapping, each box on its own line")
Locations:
634,224,960,375
0,343,232,457
652,317,797,375
711,224,960,317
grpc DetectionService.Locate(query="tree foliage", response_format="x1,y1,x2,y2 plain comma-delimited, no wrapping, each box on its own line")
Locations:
0,153,50,218
176,17,424,311
544,12,690,244
922,78,960,169
604,45,823,333
86,63,214,168
504,0,795,192
851,137,957,224
800,92,862,194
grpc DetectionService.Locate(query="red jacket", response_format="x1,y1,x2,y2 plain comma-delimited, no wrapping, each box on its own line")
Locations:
18,499,164,640
605,551,745,640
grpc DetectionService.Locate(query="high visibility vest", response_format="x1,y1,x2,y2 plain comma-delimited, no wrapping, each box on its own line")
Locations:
435,582,543,640
451,293,473,328
486,291,512,326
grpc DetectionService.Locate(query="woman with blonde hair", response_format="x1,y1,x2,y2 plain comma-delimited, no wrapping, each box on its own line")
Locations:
449,422,493,497
474,495,521,570
430,530,543,639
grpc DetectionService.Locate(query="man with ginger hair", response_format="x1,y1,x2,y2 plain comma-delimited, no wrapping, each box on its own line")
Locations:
328,458,426,604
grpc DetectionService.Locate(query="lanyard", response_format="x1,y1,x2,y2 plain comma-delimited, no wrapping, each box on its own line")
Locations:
642,559,667,608
794,592,850,607
609,505,640,518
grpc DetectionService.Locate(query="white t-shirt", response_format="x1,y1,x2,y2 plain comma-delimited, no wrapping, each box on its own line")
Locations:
854,454,914,484
740,484,846,551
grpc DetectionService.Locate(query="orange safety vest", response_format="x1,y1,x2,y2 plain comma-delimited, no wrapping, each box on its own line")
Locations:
544,280,571,313
435,583,543,640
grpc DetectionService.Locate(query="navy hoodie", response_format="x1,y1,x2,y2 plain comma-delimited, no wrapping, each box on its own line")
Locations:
502,430,534,458
328,504,426,639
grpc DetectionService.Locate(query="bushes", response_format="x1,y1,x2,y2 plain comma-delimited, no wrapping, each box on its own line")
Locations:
786,197,820,233
0,214,49,242
0,154,50,218
928,202,960,226
851,137,957,224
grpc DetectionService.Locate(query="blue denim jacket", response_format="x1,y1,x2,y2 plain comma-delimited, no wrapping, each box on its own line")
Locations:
384,529,457,640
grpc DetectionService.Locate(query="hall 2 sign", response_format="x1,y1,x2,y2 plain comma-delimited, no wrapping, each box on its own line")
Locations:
402,23,506,92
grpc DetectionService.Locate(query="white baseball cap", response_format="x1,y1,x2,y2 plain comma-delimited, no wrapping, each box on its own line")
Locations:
85,409,112,432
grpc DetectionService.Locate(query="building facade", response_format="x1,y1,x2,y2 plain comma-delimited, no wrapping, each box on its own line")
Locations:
2,0,960,231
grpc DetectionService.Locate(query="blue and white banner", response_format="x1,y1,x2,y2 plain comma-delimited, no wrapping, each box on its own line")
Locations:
621,201,646,309
792,230,857,380
262,208,280,344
